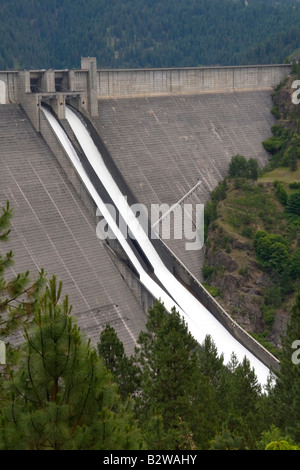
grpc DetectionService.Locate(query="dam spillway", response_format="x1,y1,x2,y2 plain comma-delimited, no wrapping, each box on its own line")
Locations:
0,60,288,384
41,104,272,386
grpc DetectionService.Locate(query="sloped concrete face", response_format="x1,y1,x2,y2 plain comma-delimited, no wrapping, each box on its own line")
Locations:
0,105,147,353
92,89,275,279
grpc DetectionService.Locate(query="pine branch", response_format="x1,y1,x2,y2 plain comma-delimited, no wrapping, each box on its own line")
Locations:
0,272,45,311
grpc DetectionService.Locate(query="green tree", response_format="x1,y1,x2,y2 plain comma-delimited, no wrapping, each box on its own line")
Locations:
0,202,45,340
257,425,284,450
253,231,290,273
97,324,140,401
275,182,288,206
228,154,249,178
209,427,244,450
271,291,300,442
0,201,46,392
0,276,143,450
198,335,233,423
268,242,290,274
229,355,261,418
287,192,300,216
248,158,259,180
265,440,299,450
262,132,288,155
289,148,298,171
134,300,216,450
218,354,264,449
290,248,300,280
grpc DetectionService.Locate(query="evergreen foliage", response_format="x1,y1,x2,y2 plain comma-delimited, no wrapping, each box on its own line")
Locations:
253,230,290,274
0,0,300,70
270,291,300,443
0,202,46,339
228,155,259,180
287,192,300,216
133,300,216,450
98,302,276,450
0,202,46,377
97,324,140,401
0,276,143,450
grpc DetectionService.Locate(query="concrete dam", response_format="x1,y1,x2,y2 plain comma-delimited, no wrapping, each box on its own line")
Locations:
0,58,291,383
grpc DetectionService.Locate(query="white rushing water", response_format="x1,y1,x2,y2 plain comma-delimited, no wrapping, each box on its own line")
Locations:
42,105,272,387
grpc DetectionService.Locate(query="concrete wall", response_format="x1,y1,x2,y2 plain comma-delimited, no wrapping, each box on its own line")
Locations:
0,63,292,104
97,64,291,97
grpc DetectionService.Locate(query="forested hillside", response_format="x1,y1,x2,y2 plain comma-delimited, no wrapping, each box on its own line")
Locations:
203,66,300,357
1,0,300,70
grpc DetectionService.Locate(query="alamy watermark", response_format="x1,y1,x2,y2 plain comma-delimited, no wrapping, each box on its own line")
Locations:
292,80,300,105
291,341,300,365
0,340,6,365
95,197,204,251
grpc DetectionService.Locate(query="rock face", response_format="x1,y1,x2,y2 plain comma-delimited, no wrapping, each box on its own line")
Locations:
204,228,288,349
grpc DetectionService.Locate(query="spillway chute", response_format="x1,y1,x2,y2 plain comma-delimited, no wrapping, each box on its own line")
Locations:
42,104,273,388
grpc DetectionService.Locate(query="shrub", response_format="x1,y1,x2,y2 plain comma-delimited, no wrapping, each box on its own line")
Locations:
289,247,300,280
228,155,259,180
202,264,215,281
262,136,284,154
229,154,249,178
254,230,289,273
287,192,300,216
275,182,288,206
271,106,280,120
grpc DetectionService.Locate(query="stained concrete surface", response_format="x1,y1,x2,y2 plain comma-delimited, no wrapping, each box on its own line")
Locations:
93,89,275,280
0,104,147,353
0,87,276,353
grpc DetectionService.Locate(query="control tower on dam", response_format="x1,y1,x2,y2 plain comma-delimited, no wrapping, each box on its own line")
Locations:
0,58,291,374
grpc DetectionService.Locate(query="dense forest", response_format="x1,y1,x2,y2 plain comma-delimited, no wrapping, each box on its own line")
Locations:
0,218,300,450
0,0,300,70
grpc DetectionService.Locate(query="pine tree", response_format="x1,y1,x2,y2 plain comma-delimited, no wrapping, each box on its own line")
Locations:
134,300,216,450
210,352,265,450
97,324,140,401
198,335,233,425
0,202,46,339
0,276,144,450
0,201,46,400
271,290,300,443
